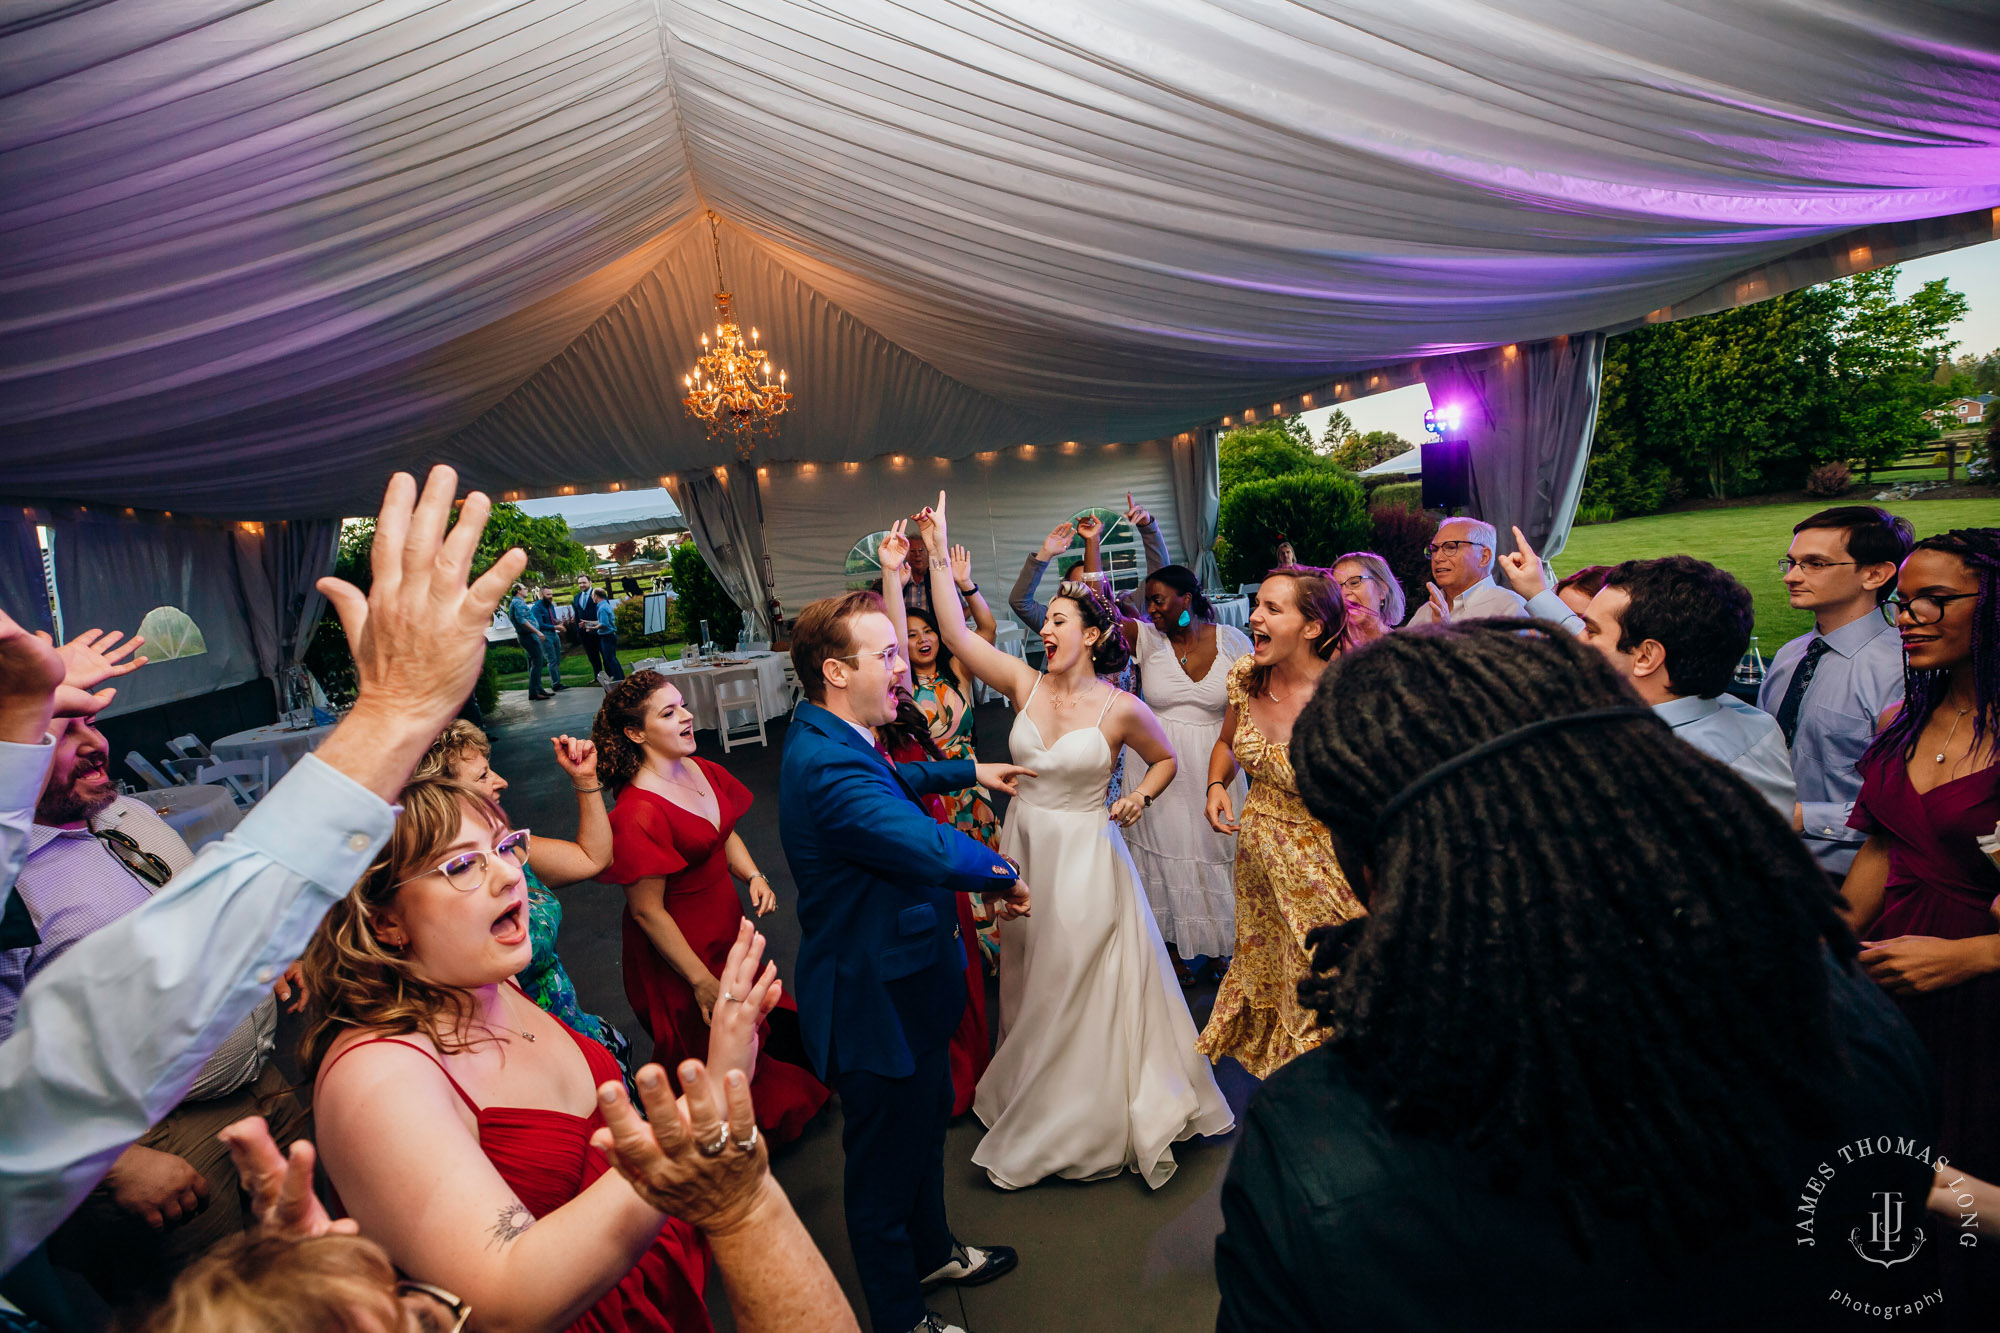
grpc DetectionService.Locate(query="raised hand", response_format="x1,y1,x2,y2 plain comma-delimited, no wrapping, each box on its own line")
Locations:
974,761,1037,797
876,519,910,578
591,1060,770,1232
1123,491,1153,528
950,544,974,589
551,734,599,783
916,491,948,549
217,1118,357,1239
1038,521,1076,561
706,919,781,1083
0,608,69,743
1076,513,1104,544
1425,582,1453,625
55,629,147,698
1496,525,1549,599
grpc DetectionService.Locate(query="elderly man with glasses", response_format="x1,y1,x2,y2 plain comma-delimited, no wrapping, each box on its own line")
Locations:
1757,505,1913,874
1404,517,1529,626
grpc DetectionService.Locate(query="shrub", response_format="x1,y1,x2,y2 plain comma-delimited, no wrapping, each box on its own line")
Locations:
1216,471,1372,587
669,542,743,646
486,644,529,676
474,661,498,715
1366,503,1439,621
1369,481,1422,513
613,595,681,648
1805,461,1852,498
1574,503,1618,526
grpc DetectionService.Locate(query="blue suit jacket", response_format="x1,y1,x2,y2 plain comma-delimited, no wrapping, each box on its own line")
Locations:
779,701,1016,1081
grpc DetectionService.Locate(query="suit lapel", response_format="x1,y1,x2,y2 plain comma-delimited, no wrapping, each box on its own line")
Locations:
798,702,926,808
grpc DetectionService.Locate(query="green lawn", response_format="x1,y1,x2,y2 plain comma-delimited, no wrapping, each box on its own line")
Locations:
493,643,683,693
1558,498,1998,649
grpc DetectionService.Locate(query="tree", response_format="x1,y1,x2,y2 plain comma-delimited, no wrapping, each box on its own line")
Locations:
1215,471,1372,587
609,539,639,564
1829,269,1967,472
1317,408,1357,456
638,535,671,560
1330,430,1412,472
1218,422,1333,498
469,503,594,582
669,541,743,646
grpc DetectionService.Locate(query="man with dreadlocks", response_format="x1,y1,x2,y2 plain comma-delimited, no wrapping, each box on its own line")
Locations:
1214,622,1938,1331
1843,526,2000,1326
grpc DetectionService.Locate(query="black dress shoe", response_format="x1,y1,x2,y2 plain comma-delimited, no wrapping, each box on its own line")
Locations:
921,1240,1017,1288
529,692,552,700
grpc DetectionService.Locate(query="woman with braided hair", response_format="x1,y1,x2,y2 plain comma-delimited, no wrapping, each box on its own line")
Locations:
1196,565,1366,1078
1214,622,1937,1332
1842,526,2000,1322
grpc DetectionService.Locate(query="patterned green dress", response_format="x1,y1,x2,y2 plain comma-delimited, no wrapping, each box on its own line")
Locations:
912,669,999,847
519,865,635,1080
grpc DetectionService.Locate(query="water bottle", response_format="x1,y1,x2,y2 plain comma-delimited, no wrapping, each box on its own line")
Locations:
699,620,712,661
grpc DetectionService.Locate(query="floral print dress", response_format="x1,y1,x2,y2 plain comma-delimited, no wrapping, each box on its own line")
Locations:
912,669,1000,848
1195,656,1366,1079
520,866,635,1082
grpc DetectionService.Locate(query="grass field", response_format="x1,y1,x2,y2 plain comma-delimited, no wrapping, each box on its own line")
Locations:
492,643,684,694
1558,498,1998,648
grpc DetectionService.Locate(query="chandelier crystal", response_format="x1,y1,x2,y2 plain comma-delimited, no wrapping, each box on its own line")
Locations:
682,210,791,454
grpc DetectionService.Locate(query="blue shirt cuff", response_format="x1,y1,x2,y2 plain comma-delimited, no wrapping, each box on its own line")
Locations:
229,753,395,893
1525,590,1583,634
0,735,55,813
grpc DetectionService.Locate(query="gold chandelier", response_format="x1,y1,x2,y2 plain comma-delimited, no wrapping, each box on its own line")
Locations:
682,210,791,453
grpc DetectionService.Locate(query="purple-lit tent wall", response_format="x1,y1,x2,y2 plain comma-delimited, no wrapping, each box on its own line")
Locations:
3,1,1998,630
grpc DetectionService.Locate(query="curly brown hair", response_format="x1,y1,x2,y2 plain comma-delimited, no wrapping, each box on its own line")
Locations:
297,778,510,1078
591,668,671,792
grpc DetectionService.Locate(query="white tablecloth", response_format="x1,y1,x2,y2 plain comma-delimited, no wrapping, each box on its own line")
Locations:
126,784,243,851
653,653,791,732
209,720,337,783
1210,597,1251,629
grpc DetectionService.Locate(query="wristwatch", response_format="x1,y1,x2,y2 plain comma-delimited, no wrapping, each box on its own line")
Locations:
1140,792,1154,808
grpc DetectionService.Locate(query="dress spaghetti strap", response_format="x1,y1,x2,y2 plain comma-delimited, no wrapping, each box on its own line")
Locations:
320,1037,482,1114
1023,673,1042,709
1095,687,1119,724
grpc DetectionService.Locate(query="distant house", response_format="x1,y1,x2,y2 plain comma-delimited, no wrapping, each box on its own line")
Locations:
1932,394,1995,426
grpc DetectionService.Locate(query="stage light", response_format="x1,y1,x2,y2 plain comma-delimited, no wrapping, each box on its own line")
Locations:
1424,404,1465,438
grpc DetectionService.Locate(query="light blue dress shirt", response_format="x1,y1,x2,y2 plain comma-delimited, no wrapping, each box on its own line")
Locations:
1654,693,1798,817
1756,612,1905,874
1524,589,1584,636
0,752,392,1269
0,735,54,912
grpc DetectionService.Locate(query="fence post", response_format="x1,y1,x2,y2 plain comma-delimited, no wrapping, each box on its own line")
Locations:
1948,437,1957,483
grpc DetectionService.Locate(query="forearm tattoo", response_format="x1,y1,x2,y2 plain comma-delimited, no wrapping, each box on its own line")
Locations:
487,1202,535,1249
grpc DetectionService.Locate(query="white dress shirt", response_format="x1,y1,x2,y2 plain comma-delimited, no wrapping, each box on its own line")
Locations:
1654,694,1798,817
1756,612,1905,875
1404,575,1529,627
0,753,393,1269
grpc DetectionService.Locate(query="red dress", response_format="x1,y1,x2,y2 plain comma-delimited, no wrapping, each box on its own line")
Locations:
321,1016,710,1333
607,763,828,1144
884,734,993,1115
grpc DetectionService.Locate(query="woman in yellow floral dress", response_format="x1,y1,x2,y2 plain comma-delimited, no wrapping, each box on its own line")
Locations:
1198,566,1367,1078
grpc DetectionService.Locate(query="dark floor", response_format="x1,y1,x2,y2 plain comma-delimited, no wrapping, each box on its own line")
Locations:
480,686,1258,1333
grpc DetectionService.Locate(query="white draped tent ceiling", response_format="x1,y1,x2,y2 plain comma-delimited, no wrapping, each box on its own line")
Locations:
5,1,2000,520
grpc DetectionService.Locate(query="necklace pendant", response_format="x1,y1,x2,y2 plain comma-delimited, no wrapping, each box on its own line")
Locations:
1936,752,1947,764
522,1030,537,1042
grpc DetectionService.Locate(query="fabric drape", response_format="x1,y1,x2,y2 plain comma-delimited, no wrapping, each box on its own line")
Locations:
1419,335,1606,563
50,519,261,718
1169,428,1221,588
670,466,774,641
0,518,52,638
232,520,340,685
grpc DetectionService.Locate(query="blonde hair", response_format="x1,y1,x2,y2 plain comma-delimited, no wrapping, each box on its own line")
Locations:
413,719,490,782
129,1233,402,1333
298,778,510,1077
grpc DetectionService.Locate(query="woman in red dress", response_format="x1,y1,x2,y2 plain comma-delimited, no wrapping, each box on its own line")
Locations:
593,671,829,1144
299,778,779,1332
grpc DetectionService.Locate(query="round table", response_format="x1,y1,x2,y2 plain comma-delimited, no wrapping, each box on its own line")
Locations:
647,652,792,732
1209,596,1251,629
209,720,337,783
126,784,243,851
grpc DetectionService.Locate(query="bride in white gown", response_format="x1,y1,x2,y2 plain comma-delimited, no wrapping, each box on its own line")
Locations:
919,494,1234,1190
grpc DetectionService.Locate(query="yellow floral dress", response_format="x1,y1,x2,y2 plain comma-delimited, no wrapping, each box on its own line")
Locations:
1195,656,1365,1079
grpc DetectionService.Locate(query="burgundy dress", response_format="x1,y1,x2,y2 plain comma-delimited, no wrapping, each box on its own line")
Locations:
886,733,993,1115
320,1012,711,1333
607,763,829,1145
1852,746,2000,1325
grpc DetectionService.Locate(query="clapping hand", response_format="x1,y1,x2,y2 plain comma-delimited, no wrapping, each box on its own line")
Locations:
876,519,910,579
551,734,600,784
950,544,974,590
1037,521,1076,561
1424,582,1452,624
1495,525,1550,600
1123,492,1153,529
218,1117,357,1239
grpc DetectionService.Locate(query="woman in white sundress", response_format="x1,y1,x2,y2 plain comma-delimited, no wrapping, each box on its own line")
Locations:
916,493,1234,1191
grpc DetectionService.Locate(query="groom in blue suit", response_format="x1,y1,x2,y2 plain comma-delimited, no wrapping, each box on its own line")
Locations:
780,590,1030,1333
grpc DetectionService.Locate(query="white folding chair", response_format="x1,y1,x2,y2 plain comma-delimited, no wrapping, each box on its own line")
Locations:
712,667,768,752
165,733,214,763
779,660,805,711
124,752,177,790
1236,582,1262,601
161,757,207,785
193,756,271,809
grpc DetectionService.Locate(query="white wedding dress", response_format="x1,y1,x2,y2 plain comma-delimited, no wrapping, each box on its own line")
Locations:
972,679,1235,1190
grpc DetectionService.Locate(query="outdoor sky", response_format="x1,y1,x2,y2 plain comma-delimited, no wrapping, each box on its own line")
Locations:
1300,236,2000,447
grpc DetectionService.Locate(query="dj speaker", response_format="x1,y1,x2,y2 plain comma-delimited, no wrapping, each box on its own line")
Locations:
1421,436,1471,512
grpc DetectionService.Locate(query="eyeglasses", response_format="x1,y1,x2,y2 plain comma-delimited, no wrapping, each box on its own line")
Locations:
1880,592,1980,626
1778,557,1855,575
1423,540,1482,559
96,828,172,889
396,1279,472,1333
1337,574,1377,592
835,644,902,667
396,829,531,891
